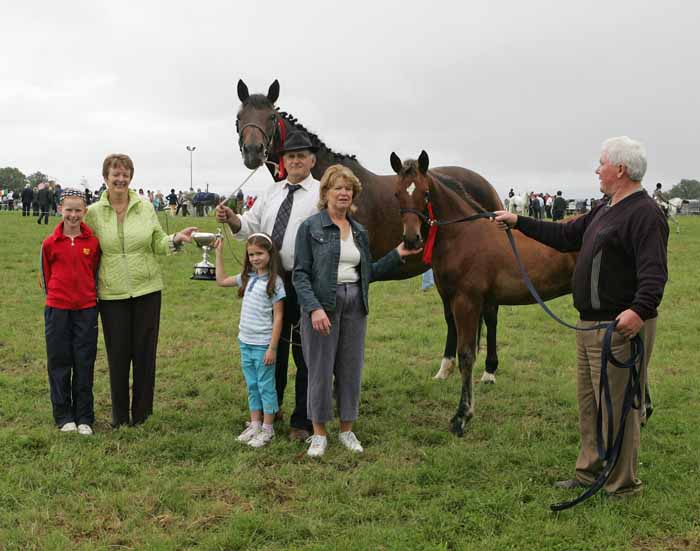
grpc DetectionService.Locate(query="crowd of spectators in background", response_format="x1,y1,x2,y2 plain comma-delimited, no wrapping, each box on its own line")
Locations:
0,184,258,219
504,189,606,220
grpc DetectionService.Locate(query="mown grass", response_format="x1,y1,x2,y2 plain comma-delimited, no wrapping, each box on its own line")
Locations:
0,211,698,550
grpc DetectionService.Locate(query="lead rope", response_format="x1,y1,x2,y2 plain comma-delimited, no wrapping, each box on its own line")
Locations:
217,166,263,268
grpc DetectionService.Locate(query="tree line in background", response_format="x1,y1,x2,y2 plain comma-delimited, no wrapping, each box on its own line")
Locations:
668,179,700,200
0,168,51,190
2,166,700,200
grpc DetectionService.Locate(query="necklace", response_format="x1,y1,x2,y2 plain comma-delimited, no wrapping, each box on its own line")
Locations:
112,202,129,215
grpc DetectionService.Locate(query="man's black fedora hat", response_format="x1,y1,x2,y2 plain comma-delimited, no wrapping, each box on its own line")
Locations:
278,132,319,154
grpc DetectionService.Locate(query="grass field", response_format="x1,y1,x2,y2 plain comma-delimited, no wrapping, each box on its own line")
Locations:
1,211,698,551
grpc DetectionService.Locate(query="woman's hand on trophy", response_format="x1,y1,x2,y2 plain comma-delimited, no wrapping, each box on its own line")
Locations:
213,238,223,254
174,227,198,244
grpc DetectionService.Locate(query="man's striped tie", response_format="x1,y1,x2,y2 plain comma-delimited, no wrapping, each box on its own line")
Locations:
271,184,302,251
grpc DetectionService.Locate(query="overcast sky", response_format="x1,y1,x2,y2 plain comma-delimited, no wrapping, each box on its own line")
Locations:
2,0,698,199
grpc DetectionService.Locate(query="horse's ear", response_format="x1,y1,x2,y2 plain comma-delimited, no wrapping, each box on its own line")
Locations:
267,80,280,104
390,152,402,175
418,150,430,174
237,79,249,102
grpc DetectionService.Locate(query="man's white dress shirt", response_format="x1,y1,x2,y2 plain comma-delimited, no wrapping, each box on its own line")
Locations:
236,173,321,271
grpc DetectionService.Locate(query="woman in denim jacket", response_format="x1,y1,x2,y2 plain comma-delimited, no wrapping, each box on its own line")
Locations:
293,165,419,457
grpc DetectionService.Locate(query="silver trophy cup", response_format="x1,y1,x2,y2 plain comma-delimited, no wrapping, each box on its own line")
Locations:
191,230,222,280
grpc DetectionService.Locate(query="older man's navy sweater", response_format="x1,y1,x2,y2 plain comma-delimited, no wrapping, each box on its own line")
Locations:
515,190,668,321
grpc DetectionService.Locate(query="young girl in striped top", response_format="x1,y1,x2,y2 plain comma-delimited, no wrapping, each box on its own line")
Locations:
215,233,285,448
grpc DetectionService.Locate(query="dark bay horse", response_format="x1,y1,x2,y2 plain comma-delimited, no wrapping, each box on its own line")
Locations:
235,79,504,382
390,151,577,435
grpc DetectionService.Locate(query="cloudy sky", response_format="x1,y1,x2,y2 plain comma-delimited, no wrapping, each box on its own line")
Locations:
2,0,698,199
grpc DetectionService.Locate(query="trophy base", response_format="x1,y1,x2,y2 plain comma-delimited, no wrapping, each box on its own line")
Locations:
191,265,216,281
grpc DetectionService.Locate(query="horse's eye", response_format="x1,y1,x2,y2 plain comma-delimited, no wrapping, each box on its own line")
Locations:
269,113,276,120
394,191,399,198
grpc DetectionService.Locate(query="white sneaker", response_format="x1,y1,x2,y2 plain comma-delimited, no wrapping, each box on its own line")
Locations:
77,424,93,435
237,423,260,443
59,422,77,433
248,429,274,448
306,435,328,457
339,431,364,453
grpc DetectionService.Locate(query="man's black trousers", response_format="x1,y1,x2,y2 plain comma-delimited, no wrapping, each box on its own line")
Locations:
277,272,312,431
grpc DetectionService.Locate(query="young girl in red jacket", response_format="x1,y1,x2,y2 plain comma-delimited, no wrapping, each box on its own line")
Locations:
40,189,101,435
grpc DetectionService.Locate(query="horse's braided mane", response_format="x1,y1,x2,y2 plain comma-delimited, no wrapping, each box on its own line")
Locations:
278,111,358,162
399,159,488,214
238,96,358,162
432,172,488,214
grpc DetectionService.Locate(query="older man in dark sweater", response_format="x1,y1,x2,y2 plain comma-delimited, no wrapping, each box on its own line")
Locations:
494,136,668,499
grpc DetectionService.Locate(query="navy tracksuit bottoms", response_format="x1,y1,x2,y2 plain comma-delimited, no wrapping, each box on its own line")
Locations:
44,306,98,427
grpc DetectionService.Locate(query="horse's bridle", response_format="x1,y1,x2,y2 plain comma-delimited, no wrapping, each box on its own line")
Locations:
399,189,494,228
399,205,431,224
236,112,281,161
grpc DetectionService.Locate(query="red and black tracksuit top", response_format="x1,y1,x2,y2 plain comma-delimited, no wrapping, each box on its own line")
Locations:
41,222,101,310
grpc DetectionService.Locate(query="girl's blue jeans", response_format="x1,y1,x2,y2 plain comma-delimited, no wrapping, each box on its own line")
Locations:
239,339,279,415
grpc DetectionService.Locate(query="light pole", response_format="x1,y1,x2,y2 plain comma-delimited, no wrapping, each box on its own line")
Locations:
186,146,196,191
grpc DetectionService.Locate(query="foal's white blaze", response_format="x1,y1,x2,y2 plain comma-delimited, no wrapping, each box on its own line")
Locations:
407,182,416,196
433,357,456,379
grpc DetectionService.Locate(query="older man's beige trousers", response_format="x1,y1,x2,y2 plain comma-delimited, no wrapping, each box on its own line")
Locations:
574,318,656,496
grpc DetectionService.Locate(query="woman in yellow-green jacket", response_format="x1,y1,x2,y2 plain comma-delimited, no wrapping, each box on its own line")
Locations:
85,154,197,427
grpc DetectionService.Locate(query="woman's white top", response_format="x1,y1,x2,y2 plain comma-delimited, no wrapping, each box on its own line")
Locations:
337,233,361,283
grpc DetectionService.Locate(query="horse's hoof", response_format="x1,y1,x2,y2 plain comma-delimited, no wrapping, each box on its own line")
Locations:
433,357,456,380
449,415,465,437
480,372,496,384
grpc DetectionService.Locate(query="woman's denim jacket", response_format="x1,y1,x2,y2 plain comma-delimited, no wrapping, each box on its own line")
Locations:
293,210,402,315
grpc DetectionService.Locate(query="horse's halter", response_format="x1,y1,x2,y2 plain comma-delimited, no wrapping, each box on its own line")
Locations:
398,172,494,229
236,109,280,161
398,182,433,225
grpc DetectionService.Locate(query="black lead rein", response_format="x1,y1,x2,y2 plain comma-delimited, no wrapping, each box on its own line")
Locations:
431,210,644,511
399,208,495,226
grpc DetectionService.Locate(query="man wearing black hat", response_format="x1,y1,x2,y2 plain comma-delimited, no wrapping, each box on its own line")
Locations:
216,132,320,441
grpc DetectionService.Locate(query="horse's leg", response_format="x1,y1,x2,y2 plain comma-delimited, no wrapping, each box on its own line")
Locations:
449,295,481,436
480,304,498,384
433,299,457,379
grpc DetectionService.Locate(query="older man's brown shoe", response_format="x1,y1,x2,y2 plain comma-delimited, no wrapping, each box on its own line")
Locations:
553,479,590,490
289,428,311,442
